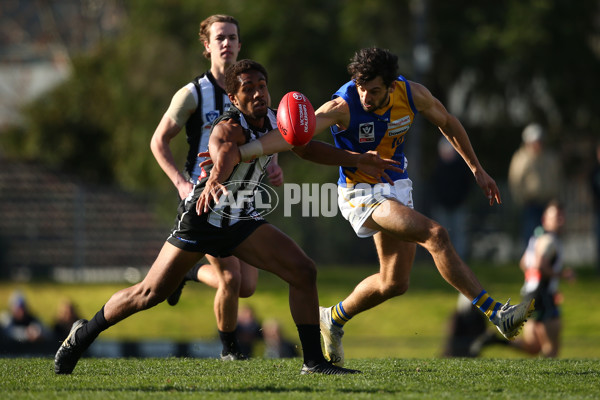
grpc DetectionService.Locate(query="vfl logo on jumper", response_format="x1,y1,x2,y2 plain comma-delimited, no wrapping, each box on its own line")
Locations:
388,115,411,137
205,110,220,123
203,111,221,131
209,180,279,219
359,122,375,143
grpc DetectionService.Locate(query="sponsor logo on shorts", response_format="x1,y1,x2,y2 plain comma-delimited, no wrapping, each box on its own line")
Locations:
174,236,198,245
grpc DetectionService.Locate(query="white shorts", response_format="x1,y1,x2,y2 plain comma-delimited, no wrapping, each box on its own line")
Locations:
338,179,414,238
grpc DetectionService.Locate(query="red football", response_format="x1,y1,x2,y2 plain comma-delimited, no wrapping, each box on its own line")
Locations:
276,91,316,146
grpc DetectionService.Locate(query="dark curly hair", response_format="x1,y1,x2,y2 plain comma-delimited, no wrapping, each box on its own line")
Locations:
225,59,268,95
347,47,399,88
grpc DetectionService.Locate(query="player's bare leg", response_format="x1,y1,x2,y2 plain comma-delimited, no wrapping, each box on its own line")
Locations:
166,253,259,359
196,259,220,288
371,201,483,296
343,234,416,314
196,257,258,297
234,223,359,374
55,243,202,374
202,256,253,359
540,318,561,357
322,199,533,365
167,255,257,304
510,320,541,355
321,232,415,365
368,200,533,338
104,244,202,322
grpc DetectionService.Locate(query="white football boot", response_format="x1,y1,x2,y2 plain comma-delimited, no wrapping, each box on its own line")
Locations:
319,306,345,366
490,298,535,340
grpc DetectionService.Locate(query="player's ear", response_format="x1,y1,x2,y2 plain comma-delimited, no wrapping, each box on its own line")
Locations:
228,93,239,108
203,40,211,54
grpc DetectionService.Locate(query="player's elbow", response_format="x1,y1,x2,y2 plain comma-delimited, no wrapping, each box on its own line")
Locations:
150,132,167,156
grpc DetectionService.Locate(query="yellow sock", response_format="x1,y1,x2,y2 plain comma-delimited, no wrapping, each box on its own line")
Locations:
472,290,502,320
330,302,351,327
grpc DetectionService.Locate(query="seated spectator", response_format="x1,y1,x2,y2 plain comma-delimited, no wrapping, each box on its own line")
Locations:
1,291,49,343
236,304,262,358
262,318,299,359
52,299,81,342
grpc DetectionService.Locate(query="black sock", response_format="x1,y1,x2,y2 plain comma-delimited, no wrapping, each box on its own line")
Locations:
297,324,326,367
218,329,240,355
75,305,110,347
186,264,202,282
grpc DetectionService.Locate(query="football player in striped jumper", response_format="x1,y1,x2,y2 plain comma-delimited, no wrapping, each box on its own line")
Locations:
234,47,535,366
150,15,282,360
55,59,401,375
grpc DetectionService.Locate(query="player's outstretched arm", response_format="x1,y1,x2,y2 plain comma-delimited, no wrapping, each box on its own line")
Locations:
411,81,501,206
292,142,403,184
236,129,293,162
235,97,348,162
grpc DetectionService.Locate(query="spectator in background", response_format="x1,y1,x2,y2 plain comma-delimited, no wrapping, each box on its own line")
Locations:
236,304,262,358
431,137,472,260
0,291,49,343
262,319,299,359
52,300,81,343
590,141,600,274
508,123,563,251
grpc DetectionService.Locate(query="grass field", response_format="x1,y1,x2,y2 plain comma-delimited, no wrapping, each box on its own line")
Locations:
1,263,599,398
1,357,599,399
1,262,599,359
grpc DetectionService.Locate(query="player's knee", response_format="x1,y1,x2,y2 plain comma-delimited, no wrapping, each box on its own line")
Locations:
132,284,164,310
288,257,317,288
238,281,256,298
221,269,242,293
428,223,451,252
381,281,409,298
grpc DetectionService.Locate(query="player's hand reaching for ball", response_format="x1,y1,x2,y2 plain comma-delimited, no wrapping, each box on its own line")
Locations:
356,151,404,185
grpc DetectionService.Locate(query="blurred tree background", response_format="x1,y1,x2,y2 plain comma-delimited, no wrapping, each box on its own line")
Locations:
1,0,599,266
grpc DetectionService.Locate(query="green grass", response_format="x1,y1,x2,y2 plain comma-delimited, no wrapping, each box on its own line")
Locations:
1,263,599,359
1,357,599,399
1,264,599,398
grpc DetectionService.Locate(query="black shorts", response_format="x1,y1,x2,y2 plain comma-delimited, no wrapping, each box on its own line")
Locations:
166,200,267,258
526,291,560,322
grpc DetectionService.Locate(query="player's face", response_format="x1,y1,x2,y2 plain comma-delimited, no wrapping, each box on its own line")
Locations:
543,205,565,233
205,22,241,67
230,70,269,124
356,76,394,112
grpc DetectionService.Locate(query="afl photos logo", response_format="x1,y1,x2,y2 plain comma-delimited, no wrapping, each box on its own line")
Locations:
209,180,279,219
